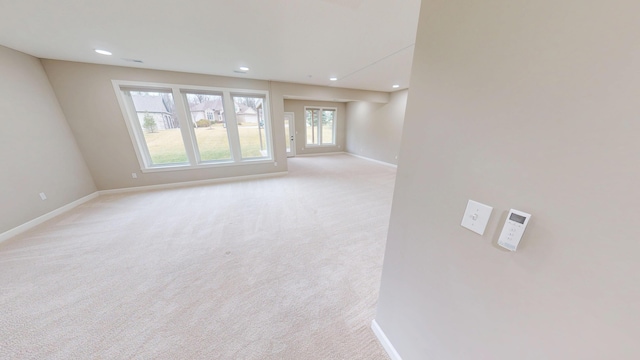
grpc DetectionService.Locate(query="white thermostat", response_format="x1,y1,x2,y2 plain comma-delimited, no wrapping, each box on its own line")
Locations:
498,209,531,251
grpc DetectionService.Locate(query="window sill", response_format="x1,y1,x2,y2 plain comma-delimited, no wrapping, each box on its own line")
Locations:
140,158,275,173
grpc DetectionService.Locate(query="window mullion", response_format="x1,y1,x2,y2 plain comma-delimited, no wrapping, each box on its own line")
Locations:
172,88,198,165
123,91,153,168
181,91,202,162
223,91,242,162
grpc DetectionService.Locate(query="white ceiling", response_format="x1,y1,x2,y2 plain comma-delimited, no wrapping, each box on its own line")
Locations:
0,0,421,93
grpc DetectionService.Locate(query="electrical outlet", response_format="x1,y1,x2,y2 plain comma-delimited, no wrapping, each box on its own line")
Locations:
274,162,278,166
39,192,47,200
132,172,138,179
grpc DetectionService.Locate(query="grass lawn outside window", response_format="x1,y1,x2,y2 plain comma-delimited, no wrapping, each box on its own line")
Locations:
144,124,267,164
113,81,273,172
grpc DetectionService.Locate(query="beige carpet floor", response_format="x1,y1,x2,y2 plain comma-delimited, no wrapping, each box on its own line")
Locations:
0,155,395,359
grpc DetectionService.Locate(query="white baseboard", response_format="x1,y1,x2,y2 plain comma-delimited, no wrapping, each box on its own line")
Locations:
295,151,346,157
1,172,289,243
372,319,402,360
346,153,398,168
98,171,288,195
0,192,99,244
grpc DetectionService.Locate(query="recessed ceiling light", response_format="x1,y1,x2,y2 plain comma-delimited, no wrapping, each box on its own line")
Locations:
329,77,338,81
122,58,144,63
392,84,400,88
239,66,250,71
95,49,112,56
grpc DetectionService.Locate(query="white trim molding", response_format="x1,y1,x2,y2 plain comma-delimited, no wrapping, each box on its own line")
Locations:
372,319,402,360
0,172,288,243
0,192,99,244
98,171,288,195
296,151,346,157
346,153,398,168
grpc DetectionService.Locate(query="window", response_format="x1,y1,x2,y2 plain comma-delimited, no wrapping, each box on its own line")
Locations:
114,81,273,172
186,93,232,162
305,107,336,146
129,91,188,166
233,96,268,159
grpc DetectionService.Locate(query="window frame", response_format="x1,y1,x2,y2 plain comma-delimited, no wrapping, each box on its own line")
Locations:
182,90,234,164
231,93,271,160
304,106,337,147
113,80,274,173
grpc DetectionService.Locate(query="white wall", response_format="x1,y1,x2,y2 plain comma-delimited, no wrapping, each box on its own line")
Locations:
376,0,640,359
0,46,96,233
346,90,407,165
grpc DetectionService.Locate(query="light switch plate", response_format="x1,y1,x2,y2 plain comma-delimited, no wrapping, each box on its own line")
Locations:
461,200,493,235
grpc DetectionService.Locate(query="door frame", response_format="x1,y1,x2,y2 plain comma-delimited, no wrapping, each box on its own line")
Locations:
284,112,296,157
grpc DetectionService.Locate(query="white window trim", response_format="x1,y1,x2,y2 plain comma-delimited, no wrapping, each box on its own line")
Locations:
112,80,274,173
304,106,337,147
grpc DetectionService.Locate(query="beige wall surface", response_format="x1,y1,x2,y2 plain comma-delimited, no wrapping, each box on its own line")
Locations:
269,81,388,158
346,90,407,165
283,100,346,155
41,60,285,191
0,47,96,233
41,62,390,190
270,81,389,104
376,1,640,359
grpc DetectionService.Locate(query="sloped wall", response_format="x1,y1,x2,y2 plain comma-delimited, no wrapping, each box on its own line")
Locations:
0,46,96,234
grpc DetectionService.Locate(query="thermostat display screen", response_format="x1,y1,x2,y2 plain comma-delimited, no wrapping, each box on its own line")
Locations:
509,213,526,224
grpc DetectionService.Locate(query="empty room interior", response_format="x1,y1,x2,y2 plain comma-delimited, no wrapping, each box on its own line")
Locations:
1,1,638,359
